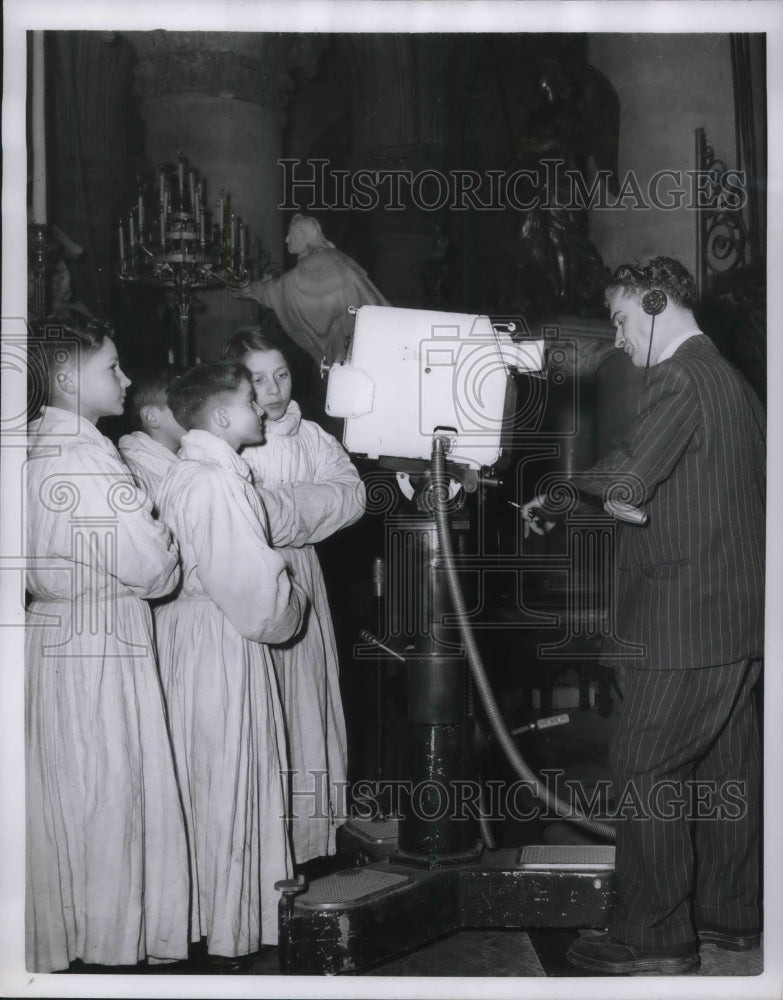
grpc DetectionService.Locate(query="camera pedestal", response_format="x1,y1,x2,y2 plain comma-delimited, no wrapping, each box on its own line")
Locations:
277,491,615,974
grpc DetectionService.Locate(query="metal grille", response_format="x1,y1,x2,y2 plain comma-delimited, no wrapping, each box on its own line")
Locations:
516,845,615,870
299,868,410,905
345,817,400,842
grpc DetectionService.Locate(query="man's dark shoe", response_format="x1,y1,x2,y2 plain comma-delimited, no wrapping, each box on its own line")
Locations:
697,927,760,951
567,932,700,975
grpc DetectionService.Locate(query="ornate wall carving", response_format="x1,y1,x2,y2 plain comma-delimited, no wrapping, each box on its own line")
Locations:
127,31,325,120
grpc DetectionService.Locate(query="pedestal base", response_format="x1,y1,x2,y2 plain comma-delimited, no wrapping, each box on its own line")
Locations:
279,846,616,974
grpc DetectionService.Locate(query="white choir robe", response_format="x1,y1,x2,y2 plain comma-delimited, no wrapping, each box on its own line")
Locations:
24,406,188,973
155,429,306,956
118,430,179,514
243,400,365,863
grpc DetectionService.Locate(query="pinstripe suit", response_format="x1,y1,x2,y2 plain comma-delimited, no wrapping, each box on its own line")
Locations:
574,333,765,948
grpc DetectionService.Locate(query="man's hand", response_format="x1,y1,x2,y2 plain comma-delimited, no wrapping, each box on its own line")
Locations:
520,495,556,538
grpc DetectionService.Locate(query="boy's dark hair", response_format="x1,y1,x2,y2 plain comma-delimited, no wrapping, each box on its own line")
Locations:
604,256,697,310
223,325,292,367
27,315,114,418
167,362,252,430
126,365,185,430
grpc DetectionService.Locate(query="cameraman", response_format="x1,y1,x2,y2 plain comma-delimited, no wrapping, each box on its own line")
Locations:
523,257,765,975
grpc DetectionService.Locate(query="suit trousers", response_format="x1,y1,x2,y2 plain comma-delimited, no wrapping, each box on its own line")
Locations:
607,659,761,949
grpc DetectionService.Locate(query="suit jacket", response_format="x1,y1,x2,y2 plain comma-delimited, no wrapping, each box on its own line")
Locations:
574,334,765,669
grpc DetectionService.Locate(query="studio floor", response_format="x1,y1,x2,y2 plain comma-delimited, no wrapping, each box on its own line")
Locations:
80,691,762,981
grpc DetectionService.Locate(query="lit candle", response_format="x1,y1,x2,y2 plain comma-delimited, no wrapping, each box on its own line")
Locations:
118,219,126,265
32,32,47,223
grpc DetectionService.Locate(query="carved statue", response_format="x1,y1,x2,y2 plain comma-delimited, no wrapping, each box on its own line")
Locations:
510,58,618,314
516,197,610,313
233,213,389,365
522,58,621,197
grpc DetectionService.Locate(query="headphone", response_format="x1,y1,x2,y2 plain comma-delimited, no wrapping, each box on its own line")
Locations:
613,266,669,316
611,266,670,378
641,288,668,316
641,288,667,380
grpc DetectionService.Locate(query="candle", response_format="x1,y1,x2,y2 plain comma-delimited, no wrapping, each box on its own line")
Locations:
178,153,185,210
163,184,169,219
199,205,205,245
159,165,165,206
118,219,126,265
239,221,246,264
230,213,236,253
189,169,196,214
138,191,144,235
160,205,166,249
32,32,47,223
129,212,136,249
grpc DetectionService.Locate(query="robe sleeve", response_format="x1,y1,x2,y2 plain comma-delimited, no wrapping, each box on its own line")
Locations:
254,430,366,548
185,467,306,642
119,451,160,515
30,443,180,600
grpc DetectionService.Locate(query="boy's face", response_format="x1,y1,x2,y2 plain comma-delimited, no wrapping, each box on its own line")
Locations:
244,349,292,422
76,338,132,423
220,378,265,448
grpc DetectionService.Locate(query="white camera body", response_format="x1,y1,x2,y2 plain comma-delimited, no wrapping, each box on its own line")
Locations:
326,305,545,470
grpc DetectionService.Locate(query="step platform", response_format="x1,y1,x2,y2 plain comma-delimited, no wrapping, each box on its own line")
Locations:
280,844,616,974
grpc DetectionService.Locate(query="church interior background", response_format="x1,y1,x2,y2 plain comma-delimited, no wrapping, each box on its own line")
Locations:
30,30,766,402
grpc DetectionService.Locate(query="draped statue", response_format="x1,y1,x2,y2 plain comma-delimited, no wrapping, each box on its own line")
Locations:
233,214,389,366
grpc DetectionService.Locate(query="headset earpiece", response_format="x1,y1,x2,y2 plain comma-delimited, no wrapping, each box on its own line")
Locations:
642,289,667,316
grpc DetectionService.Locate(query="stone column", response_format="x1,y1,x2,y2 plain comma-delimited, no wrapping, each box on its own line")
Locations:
341,35,449,308
128,31,322,360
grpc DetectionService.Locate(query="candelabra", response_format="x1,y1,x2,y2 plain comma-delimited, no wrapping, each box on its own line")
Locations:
117,152,249,366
